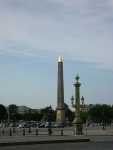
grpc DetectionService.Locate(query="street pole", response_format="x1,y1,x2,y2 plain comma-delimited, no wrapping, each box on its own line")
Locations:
71,74,83,135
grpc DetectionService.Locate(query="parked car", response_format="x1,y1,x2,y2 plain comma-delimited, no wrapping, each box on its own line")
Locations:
39,122,45,128
54,123,65,128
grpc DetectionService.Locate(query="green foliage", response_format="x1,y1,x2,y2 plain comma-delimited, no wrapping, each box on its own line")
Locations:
88,104,113,124
8,104,18,121
41,106,56,121
1,103,112,125
15,106,56,122
0,104,7,121
8,104,17,114
22,112,43,121
80,111,88,123
64,103,74,122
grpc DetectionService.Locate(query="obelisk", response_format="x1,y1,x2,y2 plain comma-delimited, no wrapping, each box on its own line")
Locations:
56,56,65,125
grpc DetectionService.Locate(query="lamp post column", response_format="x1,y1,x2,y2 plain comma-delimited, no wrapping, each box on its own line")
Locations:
71,75,83,135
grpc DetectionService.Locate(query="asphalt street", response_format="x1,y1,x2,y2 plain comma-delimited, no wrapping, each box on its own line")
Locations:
0,141,113,150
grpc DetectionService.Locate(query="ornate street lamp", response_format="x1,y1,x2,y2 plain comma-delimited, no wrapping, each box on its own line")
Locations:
71,74,83,135
81,96,84,106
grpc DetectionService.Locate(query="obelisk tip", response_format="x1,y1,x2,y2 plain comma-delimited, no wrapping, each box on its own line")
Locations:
58,56,63,62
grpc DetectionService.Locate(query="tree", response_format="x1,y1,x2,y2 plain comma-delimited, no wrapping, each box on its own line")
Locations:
8,104,17,121
22,111,43,121
64,103,74,123
40,106,56,121
0,104,7,121
88,104,113,125
40,106,50,121
80,111,88,123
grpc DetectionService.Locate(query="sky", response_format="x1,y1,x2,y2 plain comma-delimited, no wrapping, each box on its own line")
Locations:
0,0,113,109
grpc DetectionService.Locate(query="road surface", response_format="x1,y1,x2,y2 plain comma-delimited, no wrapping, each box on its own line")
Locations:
0,141,113,150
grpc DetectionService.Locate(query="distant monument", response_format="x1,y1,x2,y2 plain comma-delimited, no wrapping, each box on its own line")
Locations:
56,56,65,125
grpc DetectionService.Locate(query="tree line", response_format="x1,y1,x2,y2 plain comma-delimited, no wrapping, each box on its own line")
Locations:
0,104,113,125
0,103,74,123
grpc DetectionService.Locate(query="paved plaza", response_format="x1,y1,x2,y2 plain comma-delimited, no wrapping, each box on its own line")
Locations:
0,126,113,136
0,126,113,149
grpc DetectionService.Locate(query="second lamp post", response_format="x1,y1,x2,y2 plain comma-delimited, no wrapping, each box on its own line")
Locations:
71,74,83,135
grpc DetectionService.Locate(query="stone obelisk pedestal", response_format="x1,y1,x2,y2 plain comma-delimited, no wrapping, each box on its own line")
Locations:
56,56,65,125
